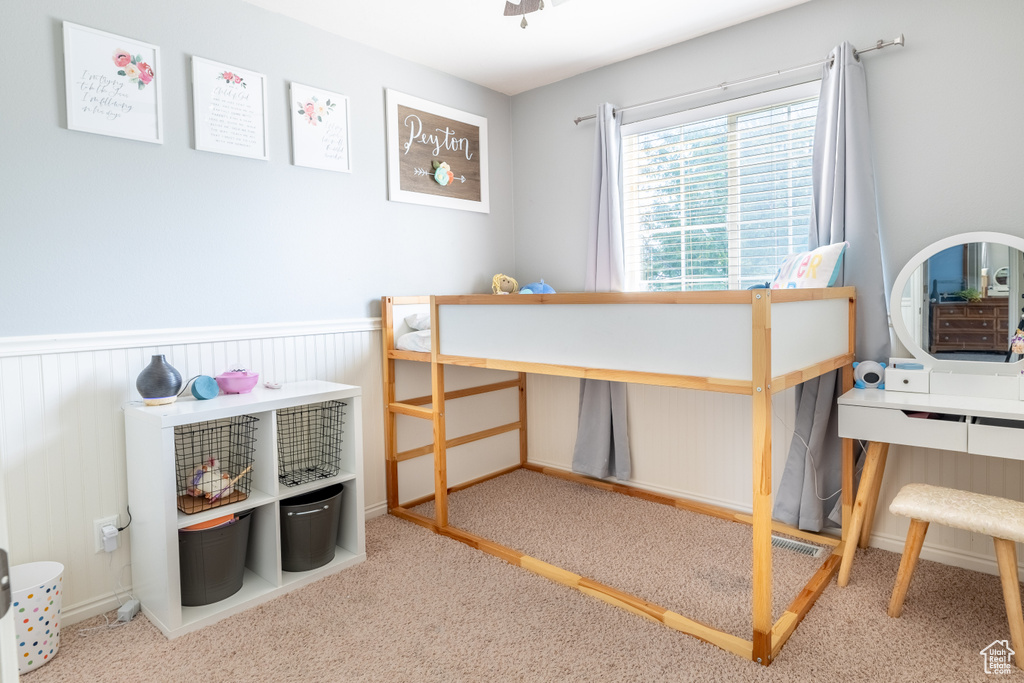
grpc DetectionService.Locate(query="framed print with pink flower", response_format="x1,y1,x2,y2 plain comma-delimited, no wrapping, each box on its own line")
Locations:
191,56,269,160
62,22,163,143
290,83,351,173
385,89,489,214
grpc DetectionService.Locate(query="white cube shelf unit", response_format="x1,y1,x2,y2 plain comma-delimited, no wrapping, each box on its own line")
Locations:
124,380,365,639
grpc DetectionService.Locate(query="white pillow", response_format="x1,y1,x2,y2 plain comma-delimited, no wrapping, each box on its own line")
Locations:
403,312,431,330
771,241,848,289
396,330,431,352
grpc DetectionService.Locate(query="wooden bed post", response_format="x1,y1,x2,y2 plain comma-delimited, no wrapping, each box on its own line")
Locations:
841,294,856,543
381,297,400,511
518,372,528,466
430,296,450,527
751,290,773,665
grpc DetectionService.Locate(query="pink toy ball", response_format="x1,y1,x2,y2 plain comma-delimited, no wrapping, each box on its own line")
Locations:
215,369,259,394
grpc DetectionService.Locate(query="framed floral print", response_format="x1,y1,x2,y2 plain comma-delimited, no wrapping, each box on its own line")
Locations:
290,82,351,173
191,56,269,160
62,21,163,143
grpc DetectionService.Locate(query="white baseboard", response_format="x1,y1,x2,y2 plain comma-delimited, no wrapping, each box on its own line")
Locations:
365,501,388,519
61,594,124,627
866,531,1020,578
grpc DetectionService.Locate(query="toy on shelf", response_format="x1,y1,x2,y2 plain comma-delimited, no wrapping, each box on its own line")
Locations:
209,466,253,503
519,279,555,294
853,360,886,389
186,457,230,498
186,458,253,502
492,273,519,295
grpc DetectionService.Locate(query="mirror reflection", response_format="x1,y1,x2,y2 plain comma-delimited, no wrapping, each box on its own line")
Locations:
899,242,1024,361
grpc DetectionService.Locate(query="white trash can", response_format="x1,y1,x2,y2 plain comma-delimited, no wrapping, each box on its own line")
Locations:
11,561,63,674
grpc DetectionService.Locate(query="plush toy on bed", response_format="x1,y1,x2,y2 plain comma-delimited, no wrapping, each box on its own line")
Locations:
518,279,555,294
853,360,886,389
492,273,519,295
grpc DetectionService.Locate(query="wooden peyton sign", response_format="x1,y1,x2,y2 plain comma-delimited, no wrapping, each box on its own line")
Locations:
386,90,489,213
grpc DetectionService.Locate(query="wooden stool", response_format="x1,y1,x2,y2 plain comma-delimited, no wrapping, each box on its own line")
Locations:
888,483,1024,667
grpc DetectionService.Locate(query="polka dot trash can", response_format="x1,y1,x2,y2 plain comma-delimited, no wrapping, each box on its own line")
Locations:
11,561,63,674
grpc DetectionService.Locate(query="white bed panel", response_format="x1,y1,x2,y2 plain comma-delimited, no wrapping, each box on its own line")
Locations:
771,298,850,377
390,303,430,340
438,303,753,380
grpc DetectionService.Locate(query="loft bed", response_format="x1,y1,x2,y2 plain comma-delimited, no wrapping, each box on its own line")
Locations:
381,289,856,666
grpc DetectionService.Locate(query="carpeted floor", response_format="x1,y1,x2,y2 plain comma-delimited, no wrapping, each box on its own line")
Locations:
413,469,828,638
25,469,1024,682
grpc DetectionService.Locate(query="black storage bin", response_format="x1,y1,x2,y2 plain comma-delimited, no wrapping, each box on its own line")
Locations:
178,510,252,606
280,484,343,572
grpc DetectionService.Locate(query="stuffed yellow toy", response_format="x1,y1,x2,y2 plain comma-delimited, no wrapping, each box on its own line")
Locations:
491,273,519,295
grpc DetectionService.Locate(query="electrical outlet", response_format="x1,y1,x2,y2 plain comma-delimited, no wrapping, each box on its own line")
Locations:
94,516,118,553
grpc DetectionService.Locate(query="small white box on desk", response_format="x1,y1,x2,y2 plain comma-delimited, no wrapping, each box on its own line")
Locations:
886,368,930,394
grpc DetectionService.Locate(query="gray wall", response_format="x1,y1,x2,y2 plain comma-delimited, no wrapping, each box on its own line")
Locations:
509,0,1024,298
0,0,514,337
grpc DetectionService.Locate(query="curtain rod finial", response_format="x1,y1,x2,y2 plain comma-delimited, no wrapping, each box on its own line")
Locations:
894,33,905,47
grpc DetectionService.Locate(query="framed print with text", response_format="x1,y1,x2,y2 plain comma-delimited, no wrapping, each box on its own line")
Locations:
63,21,163,143
385,89,488,213
192,56,269,160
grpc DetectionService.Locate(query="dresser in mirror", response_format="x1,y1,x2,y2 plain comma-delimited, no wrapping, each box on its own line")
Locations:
893,232,1024,366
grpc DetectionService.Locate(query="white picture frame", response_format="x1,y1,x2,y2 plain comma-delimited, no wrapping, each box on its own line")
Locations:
290,82,351,173
385,89,489,214
62,21,163,144
191,56,269,160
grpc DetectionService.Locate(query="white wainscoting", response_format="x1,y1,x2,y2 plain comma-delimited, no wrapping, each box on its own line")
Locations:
0,321,386,624
526,375,1024,578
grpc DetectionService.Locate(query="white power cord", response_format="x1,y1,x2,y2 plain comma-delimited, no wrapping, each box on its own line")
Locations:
771,393,866,502
77,549,137,635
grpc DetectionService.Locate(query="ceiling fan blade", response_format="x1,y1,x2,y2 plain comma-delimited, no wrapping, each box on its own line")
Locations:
504,0,544,16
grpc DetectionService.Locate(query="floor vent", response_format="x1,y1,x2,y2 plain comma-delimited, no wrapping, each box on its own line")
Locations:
771,535,824,558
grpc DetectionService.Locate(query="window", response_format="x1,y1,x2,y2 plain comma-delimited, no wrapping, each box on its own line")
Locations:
623,83,819,291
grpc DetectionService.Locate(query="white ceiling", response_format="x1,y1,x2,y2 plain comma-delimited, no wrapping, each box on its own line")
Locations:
244,0,811,95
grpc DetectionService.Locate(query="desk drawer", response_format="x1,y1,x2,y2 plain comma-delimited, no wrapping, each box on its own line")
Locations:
838,404,967,451
968,417,1024,461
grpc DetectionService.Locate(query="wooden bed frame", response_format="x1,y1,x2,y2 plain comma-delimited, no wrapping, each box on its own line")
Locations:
381,289,857,666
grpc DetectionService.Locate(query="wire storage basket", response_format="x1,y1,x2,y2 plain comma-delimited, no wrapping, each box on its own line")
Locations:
174,415,258,514
277,400,346,487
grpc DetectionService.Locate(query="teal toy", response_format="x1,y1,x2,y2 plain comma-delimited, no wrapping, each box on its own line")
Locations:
519,279,555,294
191,375,220,400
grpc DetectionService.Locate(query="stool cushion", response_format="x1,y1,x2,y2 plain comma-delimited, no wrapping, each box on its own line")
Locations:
889,483,1024,543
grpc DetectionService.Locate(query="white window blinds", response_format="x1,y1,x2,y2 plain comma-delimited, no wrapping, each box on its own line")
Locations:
623,88,819,291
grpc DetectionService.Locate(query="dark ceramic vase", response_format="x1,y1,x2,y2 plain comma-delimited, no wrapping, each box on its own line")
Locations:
136,354,183,406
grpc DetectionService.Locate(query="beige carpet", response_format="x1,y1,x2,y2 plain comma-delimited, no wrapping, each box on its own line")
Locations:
413,469,827,638
25,469,1024,682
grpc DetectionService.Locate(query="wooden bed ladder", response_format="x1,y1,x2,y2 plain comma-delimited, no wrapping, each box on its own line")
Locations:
381,296,528,514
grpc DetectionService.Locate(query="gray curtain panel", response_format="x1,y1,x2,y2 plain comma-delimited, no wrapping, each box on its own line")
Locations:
774,43,891,531
571,103,631,481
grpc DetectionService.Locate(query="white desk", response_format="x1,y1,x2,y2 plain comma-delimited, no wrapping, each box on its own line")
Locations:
836,387,1024,584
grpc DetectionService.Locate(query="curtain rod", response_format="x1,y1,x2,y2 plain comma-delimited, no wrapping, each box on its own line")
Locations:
572,33,905,126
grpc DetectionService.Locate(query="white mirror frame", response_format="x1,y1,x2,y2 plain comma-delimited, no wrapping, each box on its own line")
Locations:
890,231,1024,375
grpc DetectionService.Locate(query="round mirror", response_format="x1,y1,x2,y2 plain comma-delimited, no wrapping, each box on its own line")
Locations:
891,232,1024,369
